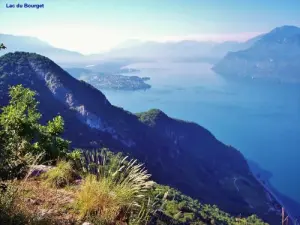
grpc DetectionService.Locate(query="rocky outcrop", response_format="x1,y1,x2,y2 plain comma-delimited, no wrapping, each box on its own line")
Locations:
27,165,53,178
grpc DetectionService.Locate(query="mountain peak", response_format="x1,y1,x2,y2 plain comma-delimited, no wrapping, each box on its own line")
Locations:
258,25,300,44
270,25,300,36
0,52,110,128
0,52,74,83
136,109,168,127
272,25,300,32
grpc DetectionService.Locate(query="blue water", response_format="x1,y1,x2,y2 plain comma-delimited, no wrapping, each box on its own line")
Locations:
101,61,300,204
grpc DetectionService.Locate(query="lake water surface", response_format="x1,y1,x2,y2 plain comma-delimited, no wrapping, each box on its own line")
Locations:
101,62,300,204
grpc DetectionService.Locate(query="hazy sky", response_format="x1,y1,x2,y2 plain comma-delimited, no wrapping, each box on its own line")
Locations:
1,0,300,54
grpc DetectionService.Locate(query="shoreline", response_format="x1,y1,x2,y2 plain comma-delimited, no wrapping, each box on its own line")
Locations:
254,175,297,224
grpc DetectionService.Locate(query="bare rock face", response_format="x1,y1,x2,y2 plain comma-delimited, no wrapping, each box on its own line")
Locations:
27,165,53,177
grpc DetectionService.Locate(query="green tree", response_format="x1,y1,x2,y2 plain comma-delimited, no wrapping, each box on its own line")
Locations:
0,85,70,179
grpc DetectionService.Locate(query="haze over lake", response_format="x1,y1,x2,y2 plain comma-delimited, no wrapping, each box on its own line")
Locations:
101,62,300,204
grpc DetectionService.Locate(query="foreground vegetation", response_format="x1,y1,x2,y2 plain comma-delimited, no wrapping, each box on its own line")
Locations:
0,85,269,224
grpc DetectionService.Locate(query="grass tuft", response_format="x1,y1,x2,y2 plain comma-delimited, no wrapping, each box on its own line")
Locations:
76,175,122,222
42,160,76,188
76,155,155,224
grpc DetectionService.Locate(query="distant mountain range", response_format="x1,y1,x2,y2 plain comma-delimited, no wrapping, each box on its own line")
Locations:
2,25,300,82
0,33,260,65
213,25,300,82
0,52,281,224
0,34,85,65
90,40,255,62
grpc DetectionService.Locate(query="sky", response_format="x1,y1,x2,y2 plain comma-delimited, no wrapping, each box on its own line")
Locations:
0,0,300,54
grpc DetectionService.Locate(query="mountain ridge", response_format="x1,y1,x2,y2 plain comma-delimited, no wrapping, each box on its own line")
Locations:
212,25,300,82
0,34,85,65
1,33,260,64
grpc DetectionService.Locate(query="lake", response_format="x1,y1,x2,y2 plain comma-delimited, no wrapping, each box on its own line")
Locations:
101,61,300,205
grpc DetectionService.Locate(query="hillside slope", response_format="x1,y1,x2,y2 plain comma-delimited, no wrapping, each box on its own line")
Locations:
0,52,281,224
213,25,300,82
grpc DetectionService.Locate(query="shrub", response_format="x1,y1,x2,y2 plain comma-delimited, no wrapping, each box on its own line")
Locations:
67,148,83,171
0,183,17,215
0,85,70,180
42,161,76,188
0,182,28,225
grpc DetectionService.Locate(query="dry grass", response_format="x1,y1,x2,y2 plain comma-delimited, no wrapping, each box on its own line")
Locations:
76,158,155,224
4,180,80,225
1,153,156,225
76,175,125,222
42,161,77,188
